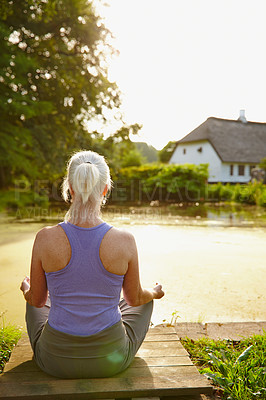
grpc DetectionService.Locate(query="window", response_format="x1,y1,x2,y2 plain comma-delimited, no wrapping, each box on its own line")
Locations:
230,165,234,176
183,148,186,154
238,165,245,176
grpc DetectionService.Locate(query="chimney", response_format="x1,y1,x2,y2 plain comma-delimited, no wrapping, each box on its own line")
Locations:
238,109,247,123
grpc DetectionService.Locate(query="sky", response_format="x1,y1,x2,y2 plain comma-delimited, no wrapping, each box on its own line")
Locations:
97,0,266,150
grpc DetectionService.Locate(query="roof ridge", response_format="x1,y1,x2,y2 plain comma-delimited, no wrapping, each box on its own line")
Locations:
207,116,266,125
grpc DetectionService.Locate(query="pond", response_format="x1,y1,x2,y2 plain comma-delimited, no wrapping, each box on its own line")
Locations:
1,204,266,329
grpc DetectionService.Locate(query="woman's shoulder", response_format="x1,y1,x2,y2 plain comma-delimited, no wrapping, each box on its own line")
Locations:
102,226,137,256
100,226,137,275
34,224,64,245
107,226,135,244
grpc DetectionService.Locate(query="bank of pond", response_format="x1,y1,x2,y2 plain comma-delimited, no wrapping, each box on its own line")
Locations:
0,164,265,215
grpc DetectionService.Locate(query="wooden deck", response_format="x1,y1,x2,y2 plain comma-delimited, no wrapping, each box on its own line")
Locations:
0,326,213,399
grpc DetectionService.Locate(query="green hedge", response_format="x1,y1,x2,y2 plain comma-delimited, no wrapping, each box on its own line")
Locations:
110,164,266,207
110,163,209,203
206,182,266,207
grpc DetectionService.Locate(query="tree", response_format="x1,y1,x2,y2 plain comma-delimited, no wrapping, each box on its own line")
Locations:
90,122,142,176
158,141,177,163
0,0,120,187
135,142,158,163
121,149,144,168
259,157,266,171
259,157,266,183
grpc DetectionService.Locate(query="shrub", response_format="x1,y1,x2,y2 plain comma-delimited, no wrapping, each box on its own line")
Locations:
181,333,266,400
111,163,208,203
0,319,21,374
206,182,266,207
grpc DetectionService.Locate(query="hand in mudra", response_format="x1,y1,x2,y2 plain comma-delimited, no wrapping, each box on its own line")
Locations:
20,276,30,293
153,283,164,299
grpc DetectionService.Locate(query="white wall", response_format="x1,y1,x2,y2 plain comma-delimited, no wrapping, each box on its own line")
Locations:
221,163,255,183
169,140,222,182
170,141,256,182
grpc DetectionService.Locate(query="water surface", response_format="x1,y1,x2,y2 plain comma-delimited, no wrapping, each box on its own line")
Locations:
1,205,266,328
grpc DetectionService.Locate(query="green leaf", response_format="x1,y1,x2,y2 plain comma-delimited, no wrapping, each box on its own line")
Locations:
235,345,253,364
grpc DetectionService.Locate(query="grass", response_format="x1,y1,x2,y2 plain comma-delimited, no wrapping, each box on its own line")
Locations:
162,310,181,326
0,317,22,374
181,333,266,400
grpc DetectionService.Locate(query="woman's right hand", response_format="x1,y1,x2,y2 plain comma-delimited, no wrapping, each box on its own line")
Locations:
20,276,30,294
152,283,165,300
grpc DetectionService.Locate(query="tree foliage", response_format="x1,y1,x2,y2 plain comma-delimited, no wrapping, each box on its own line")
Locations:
158,141,177,163
90,122,142,176
135,142,158,163
0,0,120,187
121,149,144,168
112,163,208,203
259,157,266,171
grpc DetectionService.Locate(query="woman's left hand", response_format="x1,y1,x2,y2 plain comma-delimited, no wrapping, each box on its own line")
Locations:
20,276,30,293
152,283,165,300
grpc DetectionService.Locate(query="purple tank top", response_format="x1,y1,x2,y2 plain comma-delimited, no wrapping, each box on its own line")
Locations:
45,221,124,336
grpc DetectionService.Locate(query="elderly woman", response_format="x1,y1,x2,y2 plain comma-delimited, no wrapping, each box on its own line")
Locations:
20,150,164,378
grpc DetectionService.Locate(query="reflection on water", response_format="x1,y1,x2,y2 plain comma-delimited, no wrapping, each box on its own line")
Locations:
103,204,266,228
3,203,266,228
0,204,266,328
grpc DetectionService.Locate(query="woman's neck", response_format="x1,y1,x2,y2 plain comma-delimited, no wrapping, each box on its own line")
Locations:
70,217,104,228
66,197,103,227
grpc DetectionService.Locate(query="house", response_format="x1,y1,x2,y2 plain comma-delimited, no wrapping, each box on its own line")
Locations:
169,111,266,183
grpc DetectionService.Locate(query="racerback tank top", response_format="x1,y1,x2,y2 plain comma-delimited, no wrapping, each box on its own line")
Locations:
45,221,124,336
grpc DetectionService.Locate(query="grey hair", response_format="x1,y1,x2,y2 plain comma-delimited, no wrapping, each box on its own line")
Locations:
62,150,111,224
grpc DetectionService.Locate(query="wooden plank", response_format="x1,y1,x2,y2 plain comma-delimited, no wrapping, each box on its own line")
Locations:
1,366,212,398
2,365,203,383
158,397,208,400
1,365,201,385
0,383,212,400
131,398,160,400
147,326,176,334
3,352,34,372
4,356,193,375
144,334,179,342
137,341,189,357
3,359,39,374
4,358,194,377
131,356,193,367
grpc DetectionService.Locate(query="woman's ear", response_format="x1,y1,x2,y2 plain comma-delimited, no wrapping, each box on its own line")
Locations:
67,185,74,203
67,189,72,203
69,185,74,197
102,184,108,197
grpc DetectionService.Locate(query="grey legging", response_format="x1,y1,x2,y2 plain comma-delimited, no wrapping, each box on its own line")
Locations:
26,297,153,378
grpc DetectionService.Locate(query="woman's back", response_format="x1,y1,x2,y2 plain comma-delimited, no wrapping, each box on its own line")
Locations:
39,221,130,276
43,221,126,336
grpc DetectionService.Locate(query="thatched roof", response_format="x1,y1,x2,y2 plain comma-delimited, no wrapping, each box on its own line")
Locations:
178,117,266,163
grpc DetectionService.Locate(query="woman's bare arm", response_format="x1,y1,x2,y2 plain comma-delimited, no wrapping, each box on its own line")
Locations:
122,232,164,306
20,230,48,308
